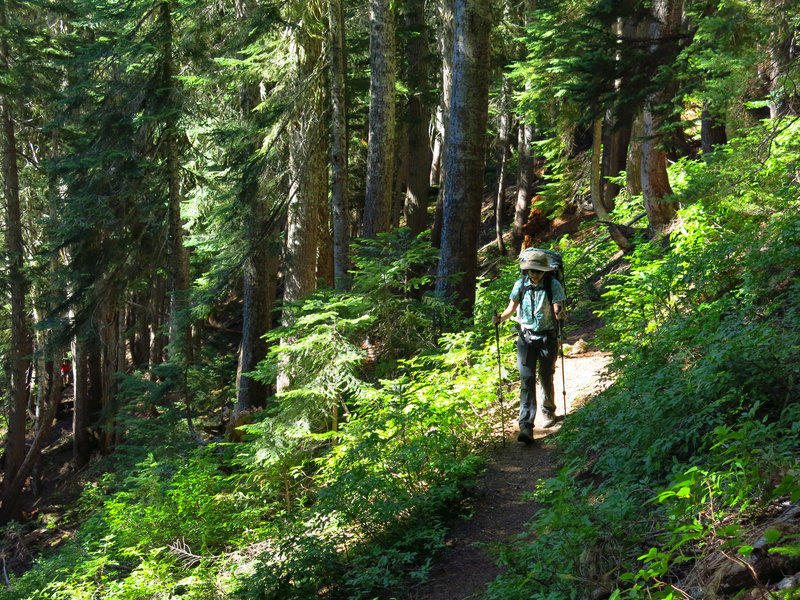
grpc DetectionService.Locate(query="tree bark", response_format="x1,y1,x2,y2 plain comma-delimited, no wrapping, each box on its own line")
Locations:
435,0,491,314
641,107,678,233
589,117,608,219
602,114,631,212
767,0,795,118
512,119,534,253
72,334,91,466
640,0,681,235
402,0,433,237
329,0,350,288
511,0,536,254
279,1,327,394
701,101,727,156
0,361,61,523
0,18,33,519
316,178,335,286
149,274,168,369
160,0,197,439
430,104,444,187
232,0,277,412
627,111,643,198
236,237,271,411
494,81,512,256
391,120,408,229
431,0,454,248
162,0,192,369
362,0,396,239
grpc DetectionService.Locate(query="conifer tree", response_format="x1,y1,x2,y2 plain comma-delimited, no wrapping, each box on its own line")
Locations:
431,0,454,248
0,0,33,522
329,0,350,288
640,0,682,234
400,0,434,237
362,0,396,239
435,0,492,313
279,0,328,392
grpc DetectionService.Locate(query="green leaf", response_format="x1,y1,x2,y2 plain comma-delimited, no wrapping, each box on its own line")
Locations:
738,545,754,557
764,529,782,544
722,523,740,537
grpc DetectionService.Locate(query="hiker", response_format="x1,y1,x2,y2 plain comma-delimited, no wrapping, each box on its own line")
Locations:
492,249,566,445
60,360,72,387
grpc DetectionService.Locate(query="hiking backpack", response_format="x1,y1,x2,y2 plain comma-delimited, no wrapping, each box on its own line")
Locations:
517,247,566,306
517,248,567,328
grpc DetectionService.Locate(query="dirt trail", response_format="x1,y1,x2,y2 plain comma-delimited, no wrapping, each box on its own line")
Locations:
406,349,612,600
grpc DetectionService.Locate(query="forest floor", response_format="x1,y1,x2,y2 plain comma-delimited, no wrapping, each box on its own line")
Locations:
406,338,612,600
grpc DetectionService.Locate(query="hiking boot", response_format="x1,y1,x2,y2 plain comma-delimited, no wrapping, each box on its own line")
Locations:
517,426,535,445
541,411,556,428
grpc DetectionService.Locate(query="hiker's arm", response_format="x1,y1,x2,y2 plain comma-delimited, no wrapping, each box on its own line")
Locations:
553,302,564,321
493,299,518,324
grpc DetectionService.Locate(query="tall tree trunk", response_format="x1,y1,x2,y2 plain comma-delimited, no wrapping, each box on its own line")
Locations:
431,0,455,248
317,181,335,285
86,328,104,441
627,111,643,198
429,104,444,187
767,0,795,118
0,18,32,521
640,0,681,235
329,0,350,288
234,0,275,412
236,236,271,411
160,0,197,439
589,117,607,219
235,159,272,412
279,1,327,394
163,0,191,367
72,334,91,466
0,361,61,523
601,114,631,212
362,0,396,238
402,0,433,237
599,16,632,214
701,101,727,156
149,274,168,369
510,0,536,254
127,295,151,370
494,81,512,255
512,118,534,252
391,120,408,229
435,0,491,314
96,288,121,453
641,104,678,234
284,0,325,301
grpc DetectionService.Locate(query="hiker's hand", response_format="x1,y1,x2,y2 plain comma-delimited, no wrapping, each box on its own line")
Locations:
554,308,565,321
492,314,502,325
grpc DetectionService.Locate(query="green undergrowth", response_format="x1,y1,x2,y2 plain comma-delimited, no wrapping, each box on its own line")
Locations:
486,119,800,600
0,230,522,600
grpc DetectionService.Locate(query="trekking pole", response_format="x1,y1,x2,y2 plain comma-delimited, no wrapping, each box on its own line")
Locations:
558,319,567,420
493,310,507,447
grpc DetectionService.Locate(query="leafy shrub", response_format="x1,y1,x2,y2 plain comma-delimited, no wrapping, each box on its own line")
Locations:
485,119,800,600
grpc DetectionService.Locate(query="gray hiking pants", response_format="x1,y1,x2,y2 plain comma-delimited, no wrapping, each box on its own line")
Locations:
516,331,558,433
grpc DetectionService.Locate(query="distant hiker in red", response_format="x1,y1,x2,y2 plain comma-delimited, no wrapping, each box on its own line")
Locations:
60,360,72,387
492,249,566,445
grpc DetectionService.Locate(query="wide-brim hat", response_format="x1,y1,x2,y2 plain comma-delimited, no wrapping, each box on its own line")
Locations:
519,249,553,272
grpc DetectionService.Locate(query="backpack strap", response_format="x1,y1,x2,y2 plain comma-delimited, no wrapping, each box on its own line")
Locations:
518,274,556,323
